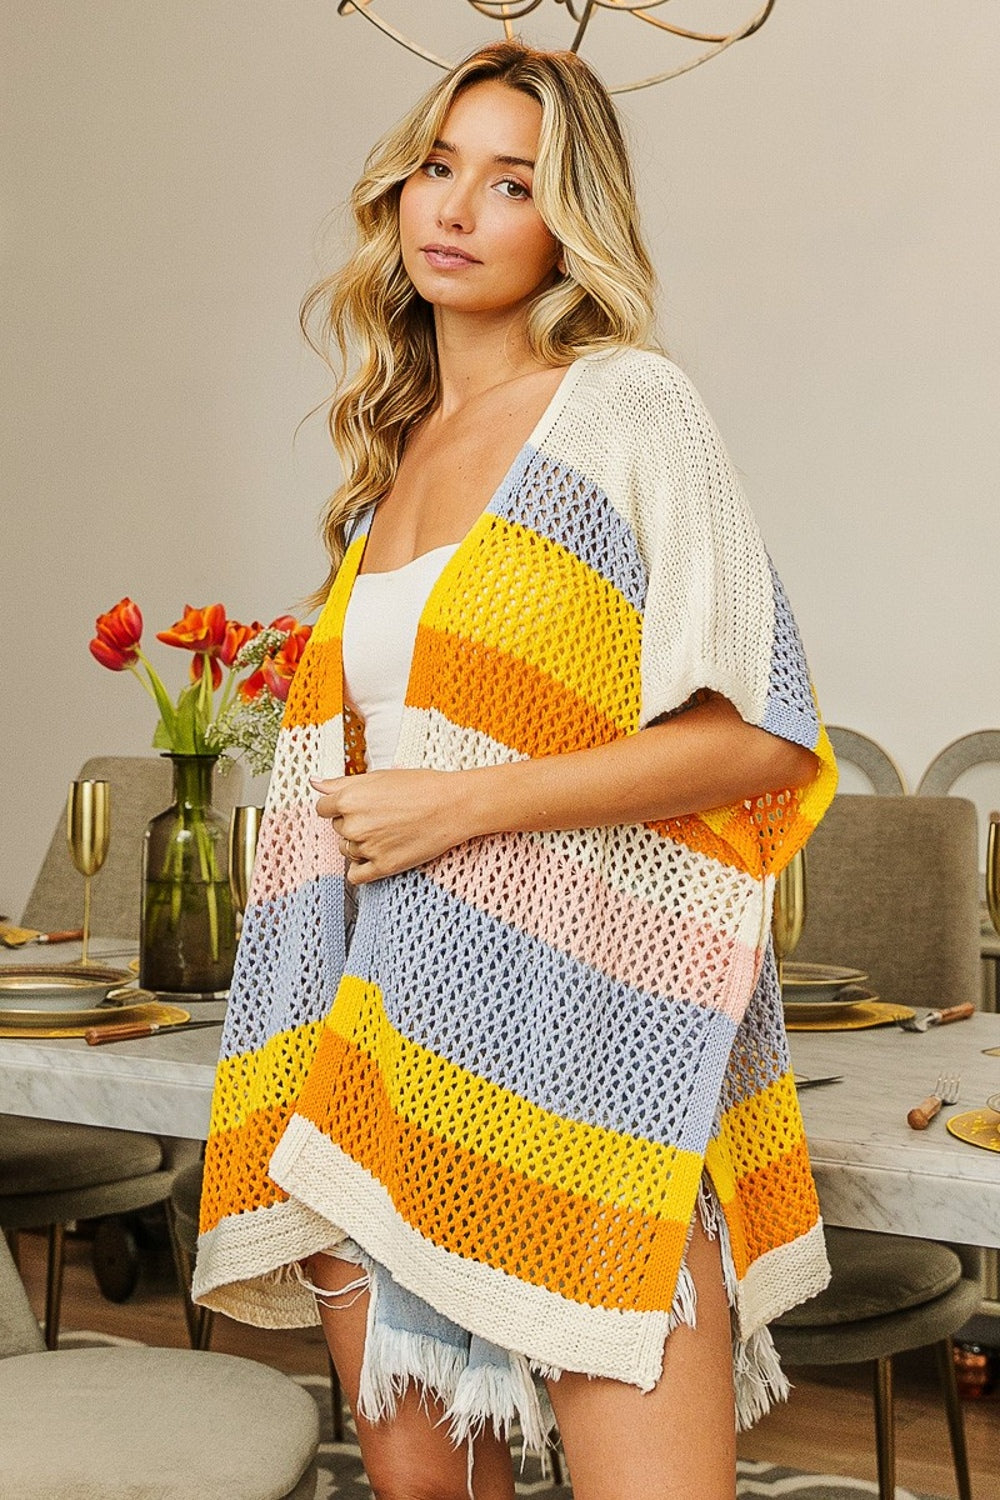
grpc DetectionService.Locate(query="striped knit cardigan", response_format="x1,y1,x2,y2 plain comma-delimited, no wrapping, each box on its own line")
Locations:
193,346,838,1392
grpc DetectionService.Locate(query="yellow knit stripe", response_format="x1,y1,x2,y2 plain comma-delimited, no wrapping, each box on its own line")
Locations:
426,517,642,730
208,1021,326,1137
331,974,704,1218
310,534,366,646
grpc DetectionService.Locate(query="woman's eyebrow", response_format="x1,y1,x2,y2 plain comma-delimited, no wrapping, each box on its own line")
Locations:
431,138,535,170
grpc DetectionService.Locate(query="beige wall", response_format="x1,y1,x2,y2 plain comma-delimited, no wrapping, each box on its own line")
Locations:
3,1,998,917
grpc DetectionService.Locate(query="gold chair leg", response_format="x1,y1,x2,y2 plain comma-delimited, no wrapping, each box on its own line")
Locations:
44,1222,66,1350
935,1337,973,1500
873,1356,896,1500
194,1305,215,1351
4,1227,20,1269
164,1202,215,1349
327,1353,345,1442
164,1205,200,1348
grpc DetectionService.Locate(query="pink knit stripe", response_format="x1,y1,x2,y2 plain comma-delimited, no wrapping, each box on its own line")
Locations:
249,801,345,907
428,836,761,1018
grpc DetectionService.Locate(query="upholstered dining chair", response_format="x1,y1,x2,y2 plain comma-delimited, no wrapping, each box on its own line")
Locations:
772,794,983,1500
167,1159,347,1443
826,726,907,796
916,730,1000,800
1,755,243,1340
0,1233,319,1499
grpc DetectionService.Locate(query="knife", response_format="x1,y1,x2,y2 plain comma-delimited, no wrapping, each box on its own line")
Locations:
0,924,85,948
84,1019,223,1046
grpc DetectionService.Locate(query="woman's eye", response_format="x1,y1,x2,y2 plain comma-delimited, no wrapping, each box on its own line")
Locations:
497,178,530,200
422,161,451,180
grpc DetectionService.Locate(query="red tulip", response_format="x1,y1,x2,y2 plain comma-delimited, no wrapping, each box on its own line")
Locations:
238,619,312,703
89,597,143,671
260,629,310,702
190,654,224,690
220,618,262,668
157,603,227,655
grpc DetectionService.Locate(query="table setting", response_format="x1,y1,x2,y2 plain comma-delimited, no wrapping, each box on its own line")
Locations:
774,830,1000,1244
0,764,263,1047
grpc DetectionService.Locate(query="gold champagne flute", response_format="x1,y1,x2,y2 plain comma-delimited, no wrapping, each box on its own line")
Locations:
987,812,1000,938
66,779,110,966
228,806,263,919
772,847,807,989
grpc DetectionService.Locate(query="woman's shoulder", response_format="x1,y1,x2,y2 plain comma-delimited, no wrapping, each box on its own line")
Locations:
578,345,706,416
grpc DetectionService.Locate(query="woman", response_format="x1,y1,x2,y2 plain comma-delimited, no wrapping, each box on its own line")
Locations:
194,41,837,1500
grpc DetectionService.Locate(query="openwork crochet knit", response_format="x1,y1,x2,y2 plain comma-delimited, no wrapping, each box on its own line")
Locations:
193,347,838,1393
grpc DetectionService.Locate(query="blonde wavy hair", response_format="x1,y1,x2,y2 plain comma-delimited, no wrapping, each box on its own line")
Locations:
302,40,657,602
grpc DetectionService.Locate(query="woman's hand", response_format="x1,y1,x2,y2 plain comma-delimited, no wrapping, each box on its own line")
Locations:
311,692,820,885
310,769,472,885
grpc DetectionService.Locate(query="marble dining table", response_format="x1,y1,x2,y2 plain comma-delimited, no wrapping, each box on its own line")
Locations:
1,942,999,1251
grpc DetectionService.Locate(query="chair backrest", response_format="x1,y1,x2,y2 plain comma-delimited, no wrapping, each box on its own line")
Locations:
826,726,907,796
22,756,245,942
0,1236,45,1359
794,795,981,1012
917,730,1000,797
916,730,1000,881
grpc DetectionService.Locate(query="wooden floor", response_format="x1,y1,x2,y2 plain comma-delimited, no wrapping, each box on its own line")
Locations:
14,1223,1000,1499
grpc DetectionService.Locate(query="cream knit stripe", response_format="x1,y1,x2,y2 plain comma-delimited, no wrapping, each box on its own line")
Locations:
269,1115,673,1391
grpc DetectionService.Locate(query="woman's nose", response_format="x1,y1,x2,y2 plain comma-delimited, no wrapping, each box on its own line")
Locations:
436,180,474,231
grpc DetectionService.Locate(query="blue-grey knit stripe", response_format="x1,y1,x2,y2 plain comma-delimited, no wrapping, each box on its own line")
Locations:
492,444,647,612
218,877,345,1059
347,870,740,1152
718,951,790,1117
761,558,822,749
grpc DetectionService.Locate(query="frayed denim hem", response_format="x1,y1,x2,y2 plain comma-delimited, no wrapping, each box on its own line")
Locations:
300,1178,788,1477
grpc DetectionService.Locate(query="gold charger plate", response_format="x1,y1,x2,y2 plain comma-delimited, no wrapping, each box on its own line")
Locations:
785,1000,915,1031
946,1108,1000,1153
0,964,132,1014
0,1001,191,1039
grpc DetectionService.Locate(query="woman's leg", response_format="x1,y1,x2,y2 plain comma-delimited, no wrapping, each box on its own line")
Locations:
305,1252,516,1500
544,1217,737,1500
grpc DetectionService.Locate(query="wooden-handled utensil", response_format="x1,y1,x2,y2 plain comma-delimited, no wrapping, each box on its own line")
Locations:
84,1019,223,1046
897,1002,975,1033
0,924,85,948
907,1074,960,1129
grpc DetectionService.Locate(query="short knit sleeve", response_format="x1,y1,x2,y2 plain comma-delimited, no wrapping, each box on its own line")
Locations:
616,354,822,752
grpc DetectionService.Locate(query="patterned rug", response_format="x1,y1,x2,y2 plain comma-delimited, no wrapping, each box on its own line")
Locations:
291,1368,944,1500
62,1335,942,1499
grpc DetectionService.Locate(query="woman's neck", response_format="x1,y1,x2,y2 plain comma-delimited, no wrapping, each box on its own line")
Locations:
431,306,546,418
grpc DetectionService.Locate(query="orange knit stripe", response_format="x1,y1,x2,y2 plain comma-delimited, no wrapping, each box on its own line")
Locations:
730,1138,820,1266
407,625,623,755
281,636,342,731
298,1029,690,1312
199,1109,290,1232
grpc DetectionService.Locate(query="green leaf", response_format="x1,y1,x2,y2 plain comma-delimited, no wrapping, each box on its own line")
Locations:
172,684,204,755
144,665,177,744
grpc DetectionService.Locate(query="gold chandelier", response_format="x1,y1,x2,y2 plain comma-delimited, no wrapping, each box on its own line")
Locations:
337,1,777,94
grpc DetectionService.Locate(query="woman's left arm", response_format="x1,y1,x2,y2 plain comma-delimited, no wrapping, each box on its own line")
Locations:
312,691,819,885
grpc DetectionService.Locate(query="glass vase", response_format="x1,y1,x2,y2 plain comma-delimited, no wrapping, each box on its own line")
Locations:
139,754,237,997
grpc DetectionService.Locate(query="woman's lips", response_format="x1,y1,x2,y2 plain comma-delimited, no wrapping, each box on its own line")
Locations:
421,245,479,270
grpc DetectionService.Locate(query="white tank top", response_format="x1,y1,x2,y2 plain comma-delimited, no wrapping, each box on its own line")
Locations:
342,544,460,771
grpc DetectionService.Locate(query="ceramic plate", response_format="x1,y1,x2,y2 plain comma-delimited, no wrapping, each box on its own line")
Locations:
781,962,869,1007
0,1000,154,1029
0,965,132,1014
782,994,879,1023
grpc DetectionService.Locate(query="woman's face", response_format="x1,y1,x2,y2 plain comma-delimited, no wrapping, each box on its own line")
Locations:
398,80,563,320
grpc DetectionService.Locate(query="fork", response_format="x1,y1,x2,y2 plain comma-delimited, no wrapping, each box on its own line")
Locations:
907,1074,960,1130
